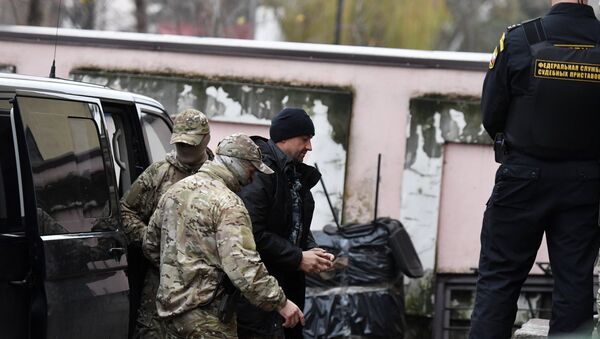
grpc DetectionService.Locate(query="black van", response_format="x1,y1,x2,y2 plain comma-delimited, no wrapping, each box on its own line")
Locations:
0,73,173,339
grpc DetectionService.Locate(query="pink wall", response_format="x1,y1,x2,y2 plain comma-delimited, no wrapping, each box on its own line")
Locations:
436,143,549,274
0,39,486,225
0,31,501,273
207,120,268,151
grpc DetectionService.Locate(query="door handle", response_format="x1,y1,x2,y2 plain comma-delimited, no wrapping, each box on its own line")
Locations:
9,272,31,287
111,129,127,171
109,247,126,261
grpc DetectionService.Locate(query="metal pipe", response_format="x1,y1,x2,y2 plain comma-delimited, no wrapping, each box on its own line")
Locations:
334,0,344,44
314,163,340,229
374,153,381,222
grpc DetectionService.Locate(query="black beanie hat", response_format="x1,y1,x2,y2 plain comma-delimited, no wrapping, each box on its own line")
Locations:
269,107,315,143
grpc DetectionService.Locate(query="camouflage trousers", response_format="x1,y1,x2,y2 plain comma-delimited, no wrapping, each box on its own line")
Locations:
133,268,166,339
165,301,237,339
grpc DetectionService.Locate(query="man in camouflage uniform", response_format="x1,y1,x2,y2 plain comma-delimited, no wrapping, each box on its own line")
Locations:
143,133,304,339
121,108,211,339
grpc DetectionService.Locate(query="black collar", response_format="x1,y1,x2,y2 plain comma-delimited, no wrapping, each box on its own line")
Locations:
251,136,322,189
266,139,321,189
267,139,294,170
547,3,596,19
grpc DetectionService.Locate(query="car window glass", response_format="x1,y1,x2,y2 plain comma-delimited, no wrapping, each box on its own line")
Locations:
103,108,135,195
18,97,111,234
140,112,172,163
104,113,121,185
0,99,11,111
0,114,22,233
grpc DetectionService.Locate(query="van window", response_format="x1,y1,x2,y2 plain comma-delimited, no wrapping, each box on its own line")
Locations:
103,103,144,196
18,97,112,234
0,114,22,233
104,113,122,186
140,112,172,163
0,99,11,111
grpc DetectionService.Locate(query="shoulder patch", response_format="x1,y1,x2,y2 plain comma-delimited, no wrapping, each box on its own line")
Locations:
488,31,506,70
489,46,498,70
507,23,521,32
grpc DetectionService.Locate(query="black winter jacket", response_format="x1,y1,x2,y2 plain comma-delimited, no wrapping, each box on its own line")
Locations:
236,136,320,337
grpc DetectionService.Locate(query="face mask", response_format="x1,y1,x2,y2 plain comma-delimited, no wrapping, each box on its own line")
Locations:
216,155,253,186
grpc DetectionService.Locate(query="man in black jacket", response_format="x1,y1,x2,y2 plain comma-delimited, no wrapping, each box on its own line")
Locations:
470,1,600,338
237,108,334,339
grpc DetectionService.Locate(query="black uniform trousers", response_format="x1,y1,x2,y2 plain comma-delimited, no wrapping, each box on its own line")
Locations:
469,152,600,339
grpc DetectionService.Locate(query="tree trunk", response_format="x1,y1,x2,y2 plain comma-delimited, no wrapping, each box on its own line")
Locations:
27,0,43,26
135,0,148,33
211,0,221,36
83,0,96,30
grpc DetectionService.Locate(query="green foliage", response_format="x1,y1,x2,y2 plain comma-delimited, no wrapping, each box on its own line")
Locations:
4,0,590,52
264,0,563,51
269,0,338,44
343,0,450,49
267,0,450,49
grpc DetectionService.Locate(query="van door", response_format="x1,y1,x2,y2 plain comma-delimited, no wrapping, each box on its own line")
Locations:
122,103,173,334
11,91,129,339
0,96,35,339
136,103,173,164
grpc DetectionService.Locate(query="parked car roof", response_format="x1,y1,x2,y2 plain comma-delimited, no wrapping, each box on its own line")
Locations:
0,72,165,111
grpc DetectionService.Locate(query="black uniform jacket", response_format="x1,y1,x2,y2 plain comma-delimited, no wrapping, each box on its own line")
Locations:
236,136,320,335
481,3,600,160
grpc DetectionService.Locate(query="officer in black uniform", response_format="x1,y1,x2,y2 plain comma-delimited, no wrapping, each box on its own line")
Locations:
470,1,600,338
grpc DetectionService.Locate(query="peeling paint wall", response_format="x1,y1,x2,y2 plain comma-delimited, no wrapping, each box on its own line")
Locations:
71,69,352,230
0,40,487,231
402,95,486,272
0,65,15,73
400,95,490,325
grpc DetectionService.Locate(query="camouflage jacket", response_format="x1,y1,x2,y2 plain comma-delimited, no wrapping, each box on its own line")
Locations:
143,160,287,317
120,151,201,244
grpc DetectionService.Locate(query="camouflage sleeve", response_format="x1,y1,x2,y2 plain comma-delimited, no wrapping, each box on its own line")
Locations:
216,198,286,312
120,163,162,244
143,194,166,267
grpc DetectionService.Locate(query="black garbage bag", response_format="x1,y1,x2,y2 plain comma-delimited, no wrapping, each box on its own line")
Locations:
306,221,396,288
303,218,422,339
304,285,405,339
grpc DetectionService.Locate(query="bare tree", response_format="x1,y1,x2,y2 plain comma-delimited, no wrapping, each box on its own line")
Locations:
27,0,43,26
83,0,96,29
62,0,96,29
211,0,221,36
135,0,148,32
5,0,21,25
438,0,547,52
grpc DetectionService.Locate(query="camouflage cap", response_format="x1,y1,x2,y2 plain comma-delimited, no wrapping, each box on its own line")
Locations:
170,109,210,146
216,133,274,174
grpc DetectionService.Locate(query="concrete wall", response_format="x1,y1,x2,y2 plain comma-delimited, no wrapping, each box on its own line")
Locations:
0,36,486,229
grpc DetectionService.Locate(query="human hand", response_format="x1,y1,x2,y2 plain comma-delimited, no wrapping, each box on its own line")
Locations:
300,248,334,273
278,299,305,328
311,247,335,261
